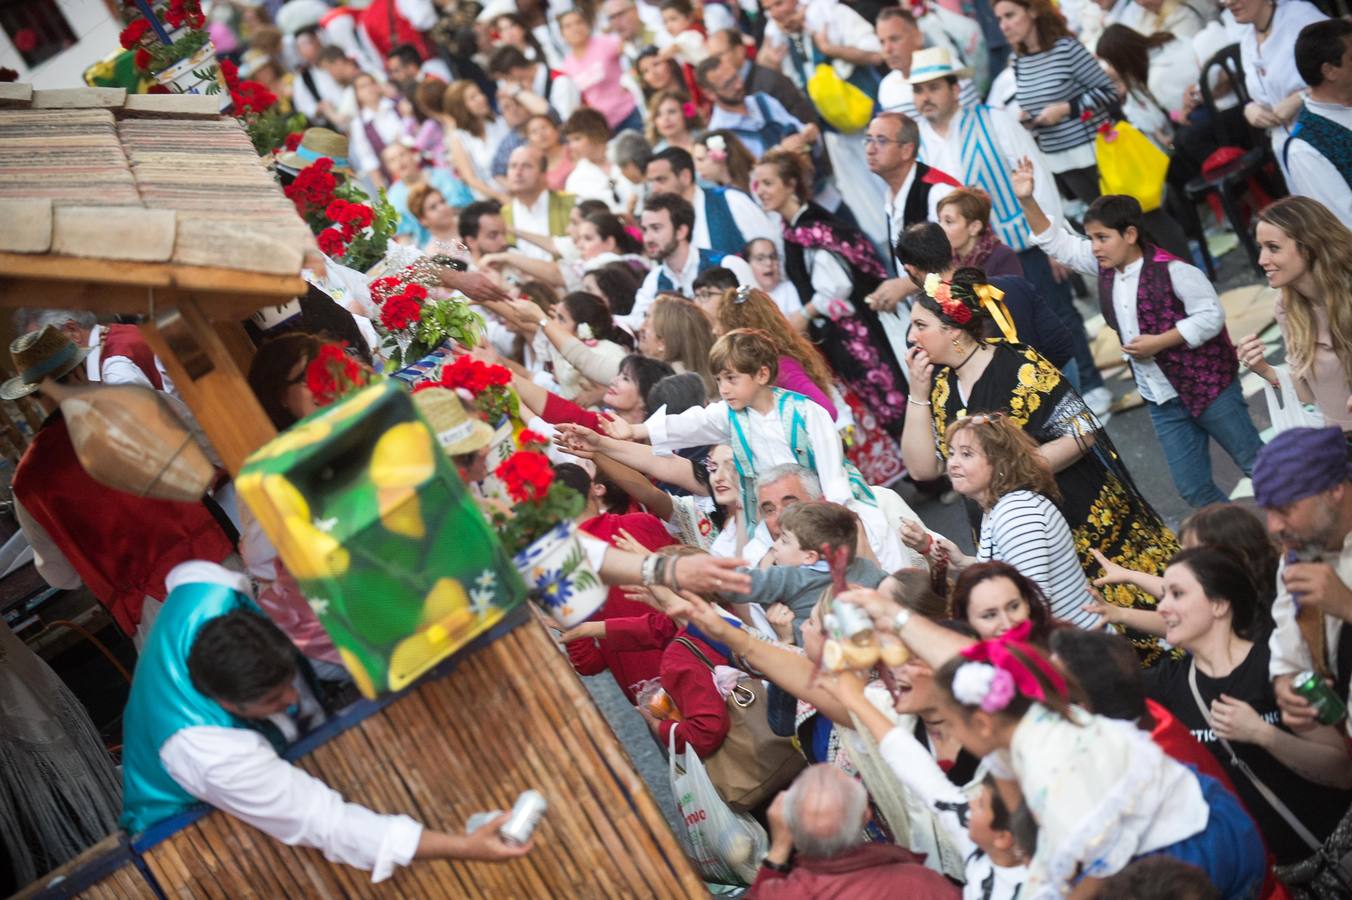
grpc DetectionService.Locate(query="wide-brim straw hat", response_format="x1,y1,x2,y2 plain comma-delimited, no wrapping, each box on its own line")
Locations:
277,127,355,175
2,325,90,401
413,386,495,456
906,46,971,85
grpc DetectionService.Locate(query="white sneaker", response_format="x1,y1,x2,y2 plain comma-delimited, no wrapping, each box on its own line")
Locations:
1082,386,1112,417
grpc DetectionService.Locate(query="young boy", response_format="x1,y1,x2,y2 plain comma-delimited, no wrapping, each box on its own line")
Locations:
731,500,885,645
602,328,874,523
1012,159,1263,508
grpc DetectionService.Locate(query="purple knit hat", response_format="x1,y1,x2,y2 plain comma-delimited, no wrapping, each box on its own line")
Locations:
1252,426,1352,508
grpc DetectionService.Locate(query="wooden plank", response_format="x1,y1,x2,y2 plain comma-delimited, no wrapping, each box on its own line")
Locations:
0,278,303,322
0,198,53,253
0,252,305,299
30,87,127,109
0,83,33,106
121,94,222,118
52,207,175,263
139,295,276,475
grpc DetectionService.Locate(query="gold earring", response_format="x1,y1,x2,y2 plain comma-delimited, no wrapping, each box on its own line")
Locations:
952,338,963,351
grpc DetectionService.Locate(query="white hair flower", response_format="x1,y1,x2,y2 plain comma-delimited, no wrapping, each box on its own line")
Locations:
952,661,997,708
576,322,595,341
923,271,942,297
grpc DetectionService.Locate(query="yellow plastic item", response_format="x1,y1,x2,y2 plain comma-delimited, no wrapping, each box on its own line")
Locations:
1095,120,1169,213
807,63,874,134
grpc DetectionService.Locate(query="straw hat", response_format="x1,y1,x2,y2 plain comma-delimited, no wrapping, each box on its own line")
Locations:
412,386,495,456
277,127,354,175
2,325,90,401
905,47,971,85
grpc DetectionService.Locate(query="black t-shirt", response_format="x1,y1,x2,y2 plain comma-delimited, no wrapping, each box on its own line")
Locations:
1145,641,1352,864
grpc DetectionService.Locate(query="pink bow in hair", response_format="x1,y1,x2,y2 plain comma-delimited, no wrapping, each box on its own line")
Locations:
960,638,1067,705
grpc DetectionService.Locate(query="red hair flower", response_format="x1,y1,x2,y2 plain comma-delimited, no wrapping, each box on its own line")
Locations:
939,297,972,325
305,342,367,407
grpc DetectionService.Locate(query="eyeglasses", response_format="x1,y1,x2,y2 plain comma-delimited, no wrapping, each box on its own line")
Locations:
694,288,723,302
863,135,908,148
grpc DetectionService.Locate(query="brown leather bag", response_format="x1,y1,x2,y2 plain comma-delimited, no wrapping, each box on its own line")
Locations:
674,637,806,813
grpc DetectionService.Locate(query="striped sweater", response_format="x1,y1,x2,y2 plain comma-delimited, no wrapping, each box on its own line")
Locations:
977,489,1098,629
1013,37,1118,155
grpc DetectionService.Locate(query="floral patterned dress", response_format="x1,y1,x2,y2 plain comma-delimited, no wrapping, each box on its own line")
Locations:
930,342,1178,662
781,203,908,487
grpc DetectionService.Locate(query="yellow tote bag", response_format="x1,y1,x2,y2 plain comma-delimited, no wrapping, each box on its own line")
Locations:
807,63,874,134
1095,120,1170,213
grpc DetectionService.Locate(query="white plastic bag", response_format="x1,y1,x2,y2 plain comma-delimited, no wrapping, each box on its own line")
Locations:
1263,366,1325,434
668,726,768,885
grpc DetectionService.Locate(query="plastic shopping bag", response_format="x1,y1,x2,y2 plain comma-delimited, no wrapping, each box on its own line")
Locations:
1095,120,1170,213
668,727,768,885
1263,366,1325,433
807,63,874,134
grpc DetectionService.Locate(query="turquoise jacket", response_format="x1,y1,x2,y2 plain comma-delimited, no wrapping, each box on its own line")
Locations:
119,581,280,834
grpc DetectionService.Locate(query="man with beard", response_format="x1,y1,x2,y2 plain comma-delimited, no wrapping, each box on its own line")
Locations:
1254,426,1352,738
643,147,779,268
630,192,701,325
697,54,818,159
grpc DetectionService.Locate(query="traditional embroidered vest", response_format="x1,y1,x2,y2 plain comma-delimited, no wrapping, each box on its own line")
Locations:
701,186,745,258
502,191,576,239
1283,106,1352,194
723,95,796,157
12,414,234,636
727,388,874,526
119,582,286,834
903,162,962,229
1097,249,1236,418
100,323,163,390
361,0,432,60
957,105,1032,252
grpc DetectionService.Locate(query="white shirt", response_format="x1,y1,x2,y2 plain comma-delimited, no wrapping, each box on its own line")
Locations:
86,324,178,396
565,157,634,214
451,119,512,199
348,101,407,179
691,185,781,259
917,105,1064,228
1242,0,1329,172
1285,96,1352,226
159,726,422,882
510,191,557,262
978,490,1099,629
291,66,344,122
627,245,702,328
646,398,854,508
705,93,807,157
1033,224,1224,404
529,64,580,120
764,0,878,89
886,163,956,250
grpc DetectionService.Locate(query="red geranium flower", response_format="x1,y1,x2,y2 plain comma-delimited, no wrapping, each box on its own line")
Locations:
380,295,422,332
133,48,151,71
516,429,548,448
231,80,277,115
305,342,367,407
219,58,239,89
496,449,555,503
369,276,403,305
119,18,150,50
316,228,348,257
283,131,303,151
342,203,373,230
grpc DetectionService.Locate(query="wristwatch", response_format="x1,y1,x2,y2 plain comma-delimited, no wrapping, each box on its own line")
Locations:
892,606,912,633
760,855,791,874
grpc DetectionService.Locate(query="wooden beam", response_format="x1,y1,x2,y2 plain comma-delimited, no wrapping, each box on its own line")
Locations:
0,278,302,322
0,252,305,299
140,295,275,474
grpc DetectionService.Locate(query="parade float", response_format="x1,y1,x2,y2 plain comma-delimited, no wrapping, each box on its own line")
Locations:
0,84,704,899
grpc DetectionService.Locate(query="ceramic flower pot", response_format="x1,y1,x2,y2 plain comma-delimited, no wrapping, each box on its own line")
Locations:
513,522,605,627
154,39,226,108
479,415,524,505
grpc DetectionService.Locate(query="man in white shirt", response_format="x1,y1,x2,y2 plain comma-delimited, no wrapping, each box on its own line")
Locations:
317,46,363,130
118,562,532,881
16,308,177,396
629,192,702,328
384,42,453,88
876,8,981,119
861,111,960,367
1284,20,1352,224
460,201,511,267
502,145,575,262
643,147,780,262
486,45,581,121
291,26,346,129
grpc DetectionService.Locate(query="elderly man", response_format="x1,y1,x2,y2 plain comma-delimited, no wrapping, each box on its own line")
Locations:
1254,427,1352,739
697,55,818,159
500,145,575,262
16,308,176,397
749,765,958,898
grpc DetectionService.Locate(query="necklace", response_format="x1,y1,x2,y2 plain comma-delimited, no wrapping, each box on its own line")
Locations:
1255,2,1276,36
952,342,984,372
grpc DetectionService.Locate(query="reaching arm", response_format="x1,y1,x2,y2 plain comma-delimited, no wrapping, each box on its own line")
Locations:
590,452,676,521
1211,699,1352,789
479,251,564,288
899,347,944,480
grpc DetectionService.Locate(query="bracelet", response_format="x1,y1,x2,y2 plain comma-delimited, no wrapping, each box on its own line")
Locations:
760,855,792,874
668,556,681,592
640,553,659,587
907,397,931,407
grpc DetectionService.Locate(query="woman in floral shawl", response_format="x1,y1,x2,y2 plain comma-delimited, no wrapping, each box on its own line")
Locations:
751,150,909,485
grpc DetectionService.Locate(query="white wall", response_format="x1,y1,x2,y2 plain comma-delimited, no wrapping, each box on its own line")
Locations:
0,0,122,89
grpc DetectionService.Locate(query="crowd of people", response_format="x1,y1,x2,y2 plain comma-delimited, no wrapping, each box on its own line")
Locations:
7,0,1352,896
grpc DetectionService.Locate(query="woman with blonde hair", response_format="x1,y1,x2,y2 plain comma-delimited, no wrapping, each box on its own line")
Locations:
443,80,510,204
640,296,717,397
646,90,701,152
1237,196,1352,435
911,412,1100,629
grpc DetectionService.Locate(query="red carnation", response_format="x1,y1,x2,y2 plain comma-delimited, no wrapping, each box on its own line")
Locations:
305,342,366,406
400,282,428,302
380,295,422,332
369,276,403,305
219,58,239,89
939,297,973,325
325,199,351,222
441,355,489,393
342,203,374,230
283,131,303,151
516,429,548,449
119,18,150,50
133,48,151,71
483,363,512,386
317,228,348,257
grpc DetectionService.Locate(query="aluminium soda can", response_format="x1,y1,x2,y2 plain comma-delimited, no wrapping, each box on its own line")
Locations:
1293,670,1348,725
499,790,547,846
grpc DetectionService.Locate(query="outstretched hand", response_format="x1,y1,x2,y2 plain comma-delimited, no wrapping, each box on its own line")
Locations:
674,554,752,596
1010,157,1036,200
553,422,602,459
596,411,636,442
